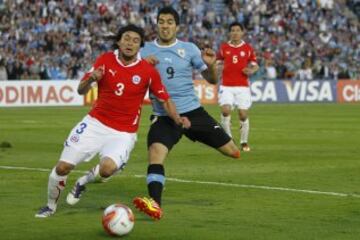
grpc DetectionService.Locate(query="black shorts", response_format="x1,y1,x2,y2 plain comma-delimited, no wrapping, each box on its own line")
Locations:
147,107,231,150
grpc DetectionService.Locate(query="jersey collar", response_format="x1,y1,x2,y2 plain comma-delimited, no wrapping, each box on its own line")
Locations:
154,39,178,48
228,40,245,48
113,50,141,67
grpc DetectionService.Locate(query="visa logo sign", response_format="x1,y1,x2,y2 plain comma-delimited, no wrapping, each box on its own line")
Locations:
251,80,335,103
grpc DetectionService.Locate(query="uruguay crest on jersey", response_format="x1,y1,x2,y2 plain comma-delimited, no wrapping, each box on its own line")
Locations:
177,48,185,58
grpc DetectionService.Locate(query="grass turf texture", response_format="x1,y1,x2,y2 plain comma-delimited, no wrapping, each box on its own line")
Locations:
0,104,359,240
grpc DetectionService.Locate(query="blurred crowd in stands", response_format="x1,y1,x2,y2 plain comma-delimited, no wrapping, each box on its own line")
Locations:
0,0,359,81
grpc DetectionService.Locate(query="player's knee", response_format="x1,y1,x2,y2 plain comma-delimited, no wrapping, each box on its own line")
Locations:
240,116,247,122
222,111,231,117
99,166,115,178
238,111,248,121
221,107,231,116
99,159,117,178
55,161,74,176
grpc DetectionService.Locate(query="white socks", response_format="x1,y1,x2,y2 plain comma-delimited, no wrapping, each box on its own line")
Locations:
220,115,232,137
47,168,68,211
240,118,249,144
77,164,112,186
221,115,250,144
77,164,101,186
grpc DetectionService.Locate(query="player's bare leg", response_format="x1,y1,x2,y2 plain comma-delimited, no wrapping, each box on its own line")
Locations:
217,140,241,159
220,104,232,138
133,143,167,220
66,158,117,205
35,161,74,218
238,109,250,152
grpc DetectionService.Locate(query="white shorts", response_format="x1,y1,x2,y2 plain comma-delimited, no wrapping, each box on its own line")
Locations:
218,85,252,110
59,115,137,169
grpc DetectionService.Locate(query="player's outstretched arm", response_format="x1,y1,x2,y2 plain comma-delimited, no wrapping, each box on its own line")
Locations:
77,66,104,95
162,99,191,129
201,48,218,84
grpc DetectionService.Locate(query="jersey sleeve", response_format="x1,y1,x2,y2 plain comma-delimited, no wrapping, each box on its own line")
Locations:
216,44,224,60
248,45,258,65
80,54,106,82
148,66,170,102
190,43,207,72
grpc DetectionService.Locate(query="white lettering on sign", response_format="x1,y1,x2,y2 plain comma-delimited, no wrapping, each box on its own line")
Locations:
0,81,83,107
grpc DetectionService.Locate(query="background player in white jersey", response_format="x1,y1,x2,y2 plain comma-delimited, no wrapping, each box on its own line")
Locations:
132,7,241,220
35,24,190,218
217,22,259,152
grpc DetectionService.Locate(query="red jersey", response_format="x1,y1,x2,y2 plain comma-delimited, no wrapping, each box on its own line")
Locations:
81,50,169,133
217,41,257,87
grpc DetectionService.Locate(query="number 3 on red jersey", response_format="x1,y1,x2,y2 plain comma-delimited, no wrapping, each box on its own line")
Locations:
115,83,125,96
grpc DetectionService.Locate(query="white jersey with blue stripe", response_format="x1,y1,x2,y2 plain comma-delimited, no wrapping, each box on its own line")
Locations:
141,39,207,115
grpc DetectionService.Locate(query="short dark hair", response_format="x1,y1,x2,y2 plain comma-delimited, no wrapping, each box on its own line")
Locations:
112,24,145,49
228,22,245,31
157,6,180,25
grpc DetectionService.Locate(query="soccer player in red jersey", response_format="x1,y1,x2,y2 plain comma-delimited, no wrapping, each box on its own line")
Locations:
35,24,190,218
217,22,259,152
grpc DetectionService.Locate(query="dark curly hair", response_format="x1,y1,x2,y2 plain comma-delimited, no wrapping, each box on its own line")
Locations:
112,24,145,49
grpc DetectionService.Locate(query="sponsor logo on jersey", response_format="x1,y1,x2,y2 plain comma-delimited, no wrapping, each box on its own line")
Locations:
240,51,245,57
109,69,117,76
132,75,141,84
164,57,172,63
177,49,186,58
226,51,231,55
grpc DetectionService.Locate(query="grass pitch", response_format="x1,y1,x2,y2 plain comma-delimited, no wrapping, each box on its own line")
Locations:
0,104,359,240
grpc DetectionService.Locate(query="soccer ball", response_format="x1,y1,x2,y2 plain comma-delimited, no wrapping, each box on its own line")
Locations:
102,204,135,236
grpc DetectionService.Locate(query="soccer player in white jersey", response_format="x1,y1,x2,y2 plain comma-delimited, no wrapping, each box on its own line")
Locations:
35,24,190,218
217,22,259,152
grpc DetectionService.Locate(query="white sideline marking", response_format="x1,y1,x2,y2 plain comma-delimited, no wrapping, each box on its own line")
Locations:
1,165,359,199
0,165,87,173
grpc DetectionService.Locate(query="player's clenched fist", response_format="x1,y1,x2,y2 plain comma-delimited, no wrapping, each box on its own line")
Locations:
90,65,105,82
201,48,216,66
180,116,191,129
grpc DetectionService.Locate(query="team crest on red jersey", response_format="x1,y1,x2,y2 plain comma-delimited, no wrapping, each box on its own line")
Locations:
132,75,141,84
240,51,245,57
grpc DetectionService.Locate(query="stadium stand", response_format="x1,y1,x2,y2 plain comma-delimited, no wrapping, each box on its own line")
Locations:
0,0,358,81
